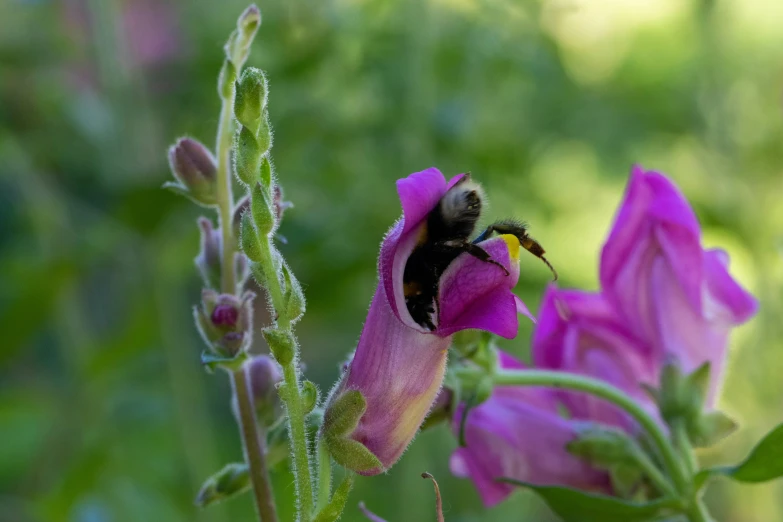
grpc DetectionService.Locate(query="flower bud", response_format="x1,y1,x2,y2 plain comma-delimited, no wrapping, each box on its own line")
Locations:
234,126,261,185
261,327,296,366
195,462,250,508
224,5,260,69
245,354,283,427
165,138,218,206
195,289,255,357
251,181,275,236
273,184,293,222
234,68,267,135
235,252,250,289
195,217,222,289
233,195,251,238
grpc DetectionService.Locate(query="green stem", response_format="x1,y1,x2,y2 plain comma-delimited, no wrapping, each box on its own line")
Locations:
631,446,677,498
685,499,713,522
215,96,236,294
257,240,314,520
316,440,332,513
673,420,697,477
232,369,279,522
492,369,689,495
216,84,277,521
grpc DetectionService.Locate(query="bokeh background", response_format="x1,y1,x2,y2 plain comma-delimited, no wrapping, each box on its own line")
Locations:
2,0,782,520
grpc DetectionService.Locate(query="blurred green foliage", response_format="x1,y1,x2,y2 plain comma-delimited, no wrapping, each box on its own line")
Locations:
1,0,782,520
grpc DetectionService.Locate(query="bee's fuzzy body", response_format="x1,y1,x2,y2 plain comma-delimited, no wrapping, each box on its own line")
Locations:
402,175,556,330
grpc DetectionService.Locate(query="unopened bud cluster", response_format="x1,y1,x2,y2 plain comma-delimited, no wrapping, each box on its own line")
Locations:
233,67,305,327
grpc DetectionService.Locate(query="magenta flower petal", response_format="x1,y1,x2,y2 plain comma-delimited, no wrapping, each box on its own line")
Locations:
437,236,522,338
532,287,659,430
335,283,449,475
451,351,608,507
704,249,758,323
600,166,704,344
325,168,531,475
598,166,757,402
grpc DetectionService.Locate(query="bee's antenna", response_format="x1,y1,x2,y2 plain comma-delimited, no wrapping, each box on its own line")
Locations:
520,236,558,282
540,256,558,282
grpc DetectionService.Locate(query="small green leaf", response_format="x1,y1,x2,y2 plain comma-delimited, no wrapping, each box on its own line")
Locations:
195,462,250,508
200,351,248,373
240,212,262,262
302,380,320,415
281,263,306,323
326,437,382,474
261,328,296,366
567,425,644,469
234,126,261,185
689,410,738,448
323,390,367,439
313,474,354,522
251,182,275,235
259,155,272,189
699,423,783,484
498,479,678,522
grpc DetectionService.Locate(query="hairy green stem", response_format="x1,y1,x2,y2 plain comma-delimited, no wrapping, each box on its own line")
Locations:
216,85,277,521
257,241,314,520
492,369,690,496
232,369,279,521
316,440,332,513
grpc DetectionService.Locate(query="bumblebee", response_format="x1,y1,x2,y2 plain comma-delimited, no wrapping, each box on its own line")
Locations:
403,175,556,330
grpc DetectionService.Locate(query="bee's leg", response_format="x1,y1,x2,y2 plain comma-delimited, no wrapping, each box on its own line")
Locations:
438,240,510,276
474,220,557,281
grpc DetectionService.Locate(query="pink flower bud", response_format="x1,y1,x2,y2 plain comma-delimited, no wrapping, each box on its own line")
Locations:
166,138,218,206
246,355,283,426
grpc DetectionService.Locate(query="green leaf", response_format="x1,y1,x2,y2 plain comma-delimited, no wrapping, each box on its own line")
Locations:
195,462,250,508
323,390,367,438
200,351,248,373
698,423,783,485
313,474,354,522
325,437,382,474
498,479,678,522
689,410,738,448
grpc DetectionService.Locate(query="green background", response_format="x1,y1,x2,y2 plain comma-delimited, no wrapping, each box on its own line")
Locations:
1,0,781,520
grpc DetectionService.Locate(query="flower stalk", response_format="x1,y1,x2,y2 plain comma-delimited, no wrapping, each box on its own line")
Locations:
233,61,314,518
489,368,689,497
485,367,719,521
213,6,279,521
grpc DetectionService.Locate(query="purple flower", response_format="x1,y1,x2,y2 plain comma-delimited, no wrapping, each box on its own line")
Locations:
533,289,659,431
599,166,757,403
534,165,757,418
323,168,532,475
450,351,609,507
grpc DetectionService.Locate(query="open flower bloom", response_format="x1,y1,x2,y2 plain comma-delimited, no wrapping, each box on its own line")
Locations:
450,351,608,507
533,288,659,431
599,166,758,404
323,168,532,475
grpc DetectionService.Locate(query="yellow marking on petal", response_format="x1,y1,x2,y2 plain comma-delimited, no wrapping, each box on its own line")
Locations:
500,234,521,261
390,355,447,448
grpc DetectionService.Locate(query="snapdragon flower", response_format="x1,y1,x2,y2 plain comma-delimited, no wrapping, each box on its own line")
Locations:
322,168,532,475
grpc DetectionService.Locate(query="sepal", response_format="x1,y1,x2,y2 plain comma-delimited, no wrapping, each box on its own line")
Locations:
195,462,250,508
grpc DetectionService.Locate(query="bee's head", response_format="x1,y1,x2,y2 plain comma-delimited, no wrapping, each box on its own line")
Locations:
434,174,484,240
